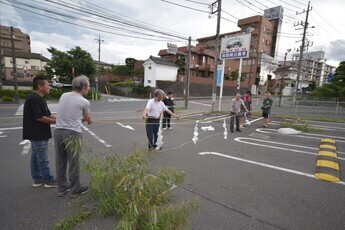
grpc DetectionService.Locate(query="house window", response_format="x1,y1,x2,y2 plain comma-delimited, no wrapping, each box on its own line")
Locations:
25,60,30,64
147,80,151,83
148,66,152,70
31,66,39,70
202,56,205,63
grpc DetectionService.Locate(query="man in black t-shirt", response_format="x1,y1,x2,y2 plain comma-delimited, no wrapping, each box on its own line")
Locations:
23,77,57,188
162,92,175,130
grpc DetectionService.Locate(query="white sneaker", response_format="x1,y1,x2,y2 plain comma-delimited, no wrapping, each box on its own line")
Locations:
168,127,173,130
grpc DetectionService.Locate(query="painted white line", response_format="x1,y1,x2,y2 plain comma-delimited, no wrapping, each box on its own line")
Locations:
116,122,135,130
204,114,228,120
190,101,212,107
234,137,345,161
270,121,345,131
198,151,345,186
19,139,31,155
0,124,56,131
255,128,345,155
81,125,111,148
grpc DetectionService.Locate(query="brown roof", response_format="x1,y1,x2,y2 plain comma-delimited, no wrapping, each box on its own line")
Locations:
2,50,50,62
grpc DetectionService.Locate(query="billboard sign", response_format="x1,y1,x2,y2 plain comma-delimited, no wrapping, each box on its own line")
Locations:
220,34,251,60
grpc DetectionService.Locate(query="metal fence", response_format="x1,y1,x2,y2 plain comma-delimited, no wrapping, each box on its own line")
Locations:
251,96,345,120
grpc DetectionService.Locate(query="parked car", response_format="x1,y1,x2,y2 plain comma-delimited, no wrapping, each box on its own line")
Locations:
226,41,243,49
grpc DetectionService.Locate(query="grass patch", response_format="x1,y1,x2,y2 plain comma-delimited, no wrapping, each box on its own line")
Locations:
279,118,321,133
174,106,186,111
279,115,344,123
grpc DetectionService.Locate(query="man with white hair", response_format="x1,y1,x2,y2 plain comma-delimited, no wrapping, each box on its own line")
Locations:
230,93,248,133
54,75,93,198
142,89,179,150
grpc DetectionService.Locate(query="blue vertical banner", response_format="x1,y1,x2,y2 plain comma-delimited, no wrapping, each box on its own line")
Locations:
216,64,222,86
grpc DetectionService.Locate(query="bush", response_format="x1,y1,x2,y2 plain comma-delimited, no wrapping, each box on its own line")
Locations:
1,96,14,102
55,148,199,229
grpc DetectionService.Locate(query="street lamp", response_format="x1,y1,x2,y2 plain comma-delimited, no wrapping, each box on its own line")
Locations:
279,49,291,107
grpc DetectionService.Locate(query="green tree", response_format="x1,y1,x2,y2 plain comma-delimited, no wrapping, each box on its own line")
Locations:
112,65,130,76
44,46,96,83
175,54,186,75
229,70,246,81
311,61,345,99
125,57,136,76
333,61,345,84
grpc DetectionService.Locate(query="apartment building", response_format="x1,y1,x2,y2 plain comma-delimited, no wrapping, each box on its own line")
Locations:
291,51,335,87
0,25,31,53
2,50,50,82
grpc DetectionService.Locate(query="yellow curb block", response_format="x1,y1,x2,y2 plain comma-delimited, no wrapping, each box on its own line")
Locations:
321,138,336,144
314,173,340,182
314,138,340,183
319,151,337,158
316,160,339,171
319,144,336,150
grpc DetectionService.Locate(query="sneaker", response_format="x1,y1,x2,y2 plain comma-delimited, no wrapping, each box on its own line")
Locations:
32,180,44,188
44,178,58,188
57,188,71,197
168,127,173,130
162,128,167,131
70,186,89,198
236,129,241,132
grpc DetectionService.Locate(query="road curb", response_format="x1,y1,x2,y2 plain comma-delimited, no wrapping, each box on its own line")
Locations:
314,138,340,182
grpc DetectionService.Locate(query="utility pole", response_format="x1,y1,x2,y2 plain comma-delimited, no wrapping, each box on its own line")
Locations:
94,34,104,92
293,1,312,106
279,49,291,106
186,36,192,109
11,26,18,103
211,0,222,112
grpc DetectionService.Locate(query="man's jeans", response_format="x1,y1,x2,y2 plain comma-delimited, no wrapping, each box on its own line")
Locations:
230,112,240,132
146,118,160,149
30,140,53,182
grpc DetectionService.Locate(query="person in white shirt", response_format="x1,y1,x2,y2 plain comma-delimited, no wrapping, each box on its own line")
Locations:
142,89,179,150
230,93,248,133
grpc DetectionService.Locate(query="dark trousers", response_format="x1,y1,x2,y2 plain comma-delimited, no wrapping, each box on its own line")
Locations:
54,129,82,193
230,112,240,131
162,112,171,128
146,118,160,149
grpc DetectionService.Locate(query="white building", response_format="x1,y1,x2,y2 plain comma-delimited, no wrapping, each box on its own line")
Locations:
143,56,178,88
291,51,335,87
274,66,298,96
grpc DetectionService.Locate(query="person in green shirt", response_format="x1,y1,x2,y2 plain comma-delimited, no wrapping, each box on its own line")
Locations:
261,92,273,128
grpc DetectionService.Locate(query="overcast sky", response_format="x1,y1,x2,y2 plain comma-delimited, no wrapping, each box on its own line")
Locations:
1,0,344,67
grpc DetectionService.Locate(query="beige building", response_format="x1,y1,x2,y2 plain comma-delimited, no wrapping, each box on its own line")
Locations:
2,50,50,82
0,25,31,53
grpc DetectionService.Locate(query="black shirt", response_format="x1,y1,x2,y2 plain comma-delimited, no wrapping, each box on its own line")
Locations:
163,97,174,113
23,93,52,140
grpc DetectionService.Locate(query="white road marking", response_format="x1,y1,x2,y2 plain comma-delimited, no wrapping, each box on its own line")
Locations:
19,139,31,155
190,101,212,107
198,151,345,186
256,128,345,147
234,137,345,161
81,125,111,148
116,122,135,130
107,98,145,102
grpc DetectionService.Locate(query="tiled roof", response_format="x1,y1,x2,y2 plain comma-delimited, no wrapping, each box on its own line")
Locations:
149,55,178,67
2,50,50,62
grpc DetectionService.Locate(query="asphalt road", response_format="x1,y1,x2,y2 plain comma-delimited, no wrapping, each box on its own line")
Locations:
0,96,345,229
